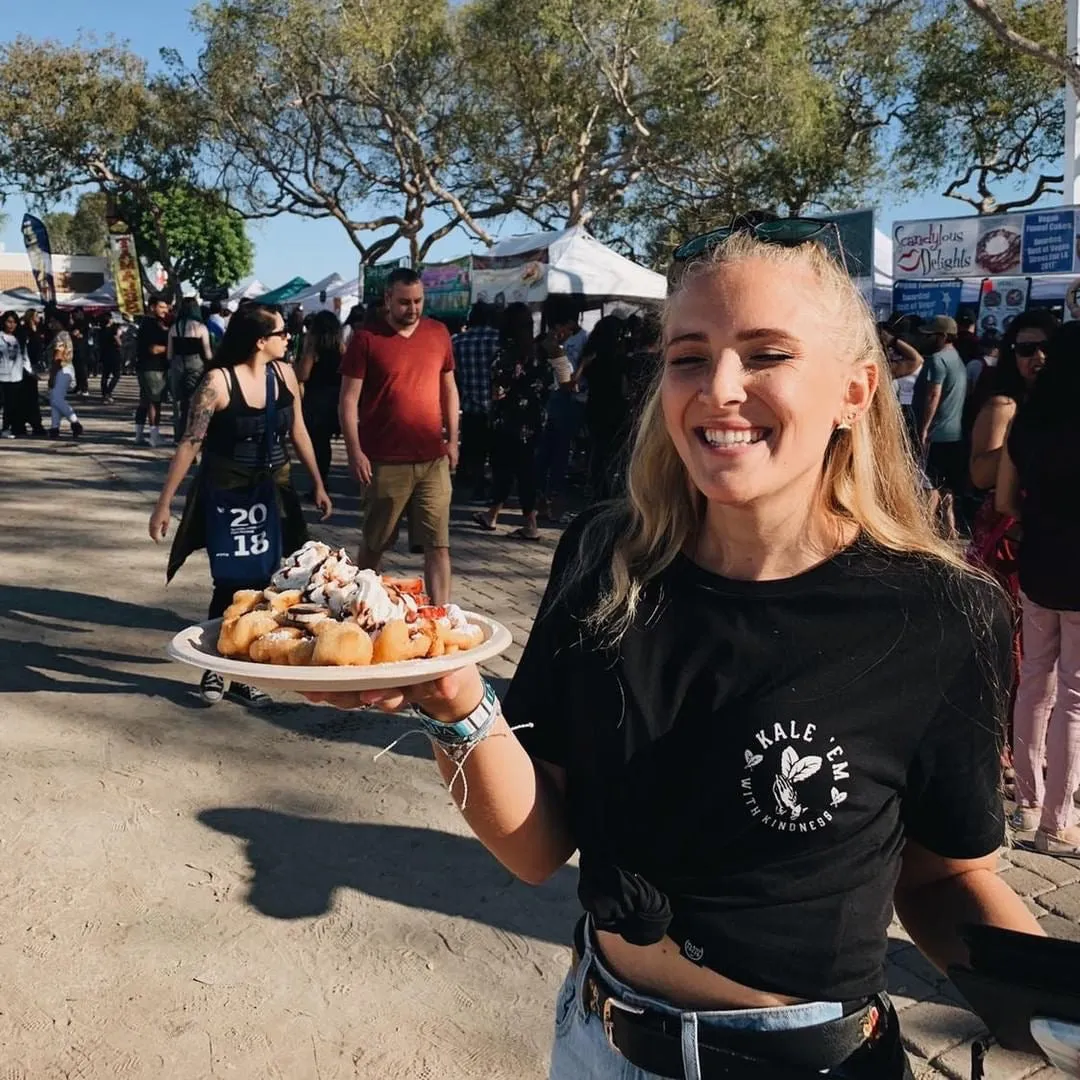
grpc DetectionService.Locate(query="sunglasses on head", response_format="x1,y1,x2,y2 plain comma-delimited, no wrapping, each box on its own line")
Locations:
669,212,847,286
1013,340,1046,358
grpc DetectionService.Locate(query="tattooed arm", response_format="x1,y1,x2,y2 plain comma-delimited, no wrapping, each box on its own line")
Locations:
149,370,226,542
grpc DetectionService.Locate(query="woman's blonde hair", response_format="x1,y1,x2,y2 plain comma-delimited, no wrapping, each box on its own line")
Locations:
565,231,975,641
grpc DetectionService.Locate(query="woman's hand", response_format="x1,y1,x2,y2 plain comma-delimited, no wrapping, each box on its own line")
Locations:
314,487,333,521
149,503,171,542
304,664,484,720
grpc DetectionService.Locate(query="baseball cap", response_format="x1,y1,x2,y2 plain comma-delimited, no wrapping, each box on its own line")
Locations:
918,315,957,336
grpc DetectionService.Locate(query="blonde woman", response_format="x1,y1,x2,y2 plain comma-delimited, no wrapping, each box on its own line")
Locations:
307,220,1042,1079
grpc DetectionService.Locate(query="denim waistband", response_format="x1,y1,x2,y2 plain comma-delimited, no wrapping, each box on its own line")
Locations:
577,915,844,1033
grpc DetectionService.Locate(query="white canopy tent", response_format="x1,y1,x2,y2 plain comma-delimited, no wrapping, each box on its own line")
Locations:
482,226,666,306
227,276,266,305
288,273,345,312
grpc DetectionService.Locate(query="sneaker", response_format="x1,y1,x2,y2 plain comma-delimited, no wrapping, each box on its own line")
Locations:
200,670,225,704
71,421,84,439
226,682,272,709
148,428,162,448
48,428,59,440
1035,825,1080,856
0,430,15,439
1009,805,1041,832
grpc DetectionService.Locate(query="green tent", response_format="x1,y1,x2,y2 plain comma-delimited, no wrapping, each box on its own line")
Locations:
254,277,311,304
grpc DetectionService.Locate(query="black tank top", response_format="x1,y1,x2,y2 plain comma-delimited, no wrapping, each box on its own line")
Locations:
204,363,294,469
307,344,343,391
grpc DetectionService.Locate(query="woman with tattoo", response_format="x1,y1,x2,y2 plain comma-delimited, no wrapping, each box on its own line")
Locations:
149,305,332,706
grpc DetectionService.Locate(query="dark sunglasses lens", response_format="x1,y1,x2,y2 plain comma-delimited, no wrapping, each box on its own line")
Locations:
755,220,828,244
1014,342,1043,357
673,228,731,262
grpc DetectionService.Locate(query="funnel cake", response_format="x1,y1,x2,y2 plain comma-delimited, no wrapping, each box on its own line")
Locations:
212,543,486,667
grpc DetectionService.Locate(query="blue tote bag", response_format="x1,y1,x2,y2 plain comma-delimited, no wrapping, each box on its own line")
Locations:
204,365,283,584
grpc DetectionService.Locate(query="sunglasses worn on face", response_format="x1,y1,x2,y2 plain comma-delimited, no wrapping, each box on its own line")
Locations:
670,213,847,286
267,329,290,339
1013,341,1046,358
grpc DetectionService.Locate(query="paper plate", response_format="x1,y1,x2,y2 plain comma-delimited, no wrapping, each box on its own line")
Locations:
166,613,513,693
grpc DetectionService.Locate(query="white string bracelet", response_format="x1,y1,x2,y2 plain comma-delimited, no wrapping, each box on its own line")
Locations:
372,718,534,810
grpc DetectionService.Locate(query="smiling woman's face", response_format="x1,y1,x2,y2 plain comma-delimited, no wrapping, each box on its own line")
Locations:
660,257,876,510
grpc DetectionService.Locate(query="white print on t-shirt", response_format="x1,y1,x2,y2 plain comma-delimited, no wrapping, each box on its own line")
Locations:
739,721,851,834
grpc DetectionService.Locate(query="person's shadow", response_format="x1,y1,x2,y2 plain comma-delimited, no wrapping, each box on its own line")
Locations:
198,808,579,946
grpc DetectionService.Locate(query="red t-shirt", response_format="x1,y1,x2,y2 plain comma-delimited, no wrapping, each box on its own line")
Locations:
340,318,454,463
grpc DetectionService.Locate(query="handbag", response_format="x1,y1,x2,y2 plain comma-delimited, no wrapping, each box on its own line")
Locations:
965,491,1019,596
204,364,284,585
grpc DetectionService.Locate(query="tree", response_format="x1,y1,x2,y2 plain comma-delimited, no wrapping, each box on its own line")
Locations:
42,193,109,255
457,0,913,259
120,183,253,293
961,0,1080,94
185,0,512,263
897,0,1064,213
0,36,204,299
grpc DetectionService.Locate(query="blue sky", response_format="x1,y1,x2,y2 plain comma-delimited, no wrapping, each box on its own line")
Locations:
2,1,1063,289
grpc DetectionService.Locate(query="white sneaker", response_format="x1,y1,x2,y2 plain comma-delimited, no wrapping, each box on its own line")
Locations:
0,430,15,439
1009,805,1041,832
1035,825,1080,856
148,428,161,448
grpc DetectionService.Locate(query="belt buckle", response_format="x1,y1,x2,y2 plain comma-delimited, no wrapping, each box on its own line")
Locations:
601,993,645,1050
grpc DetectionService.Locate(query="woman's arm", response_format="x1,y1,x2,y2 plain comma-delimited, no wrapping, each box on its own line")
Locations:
888,338,922,379
295,338,316,385
994,438,1021,518
166,327,175,364
201,325,213,363
969,397,1015,491
894,840,1044,975
149,370,227,541
278,362,332,519
307,665,577,885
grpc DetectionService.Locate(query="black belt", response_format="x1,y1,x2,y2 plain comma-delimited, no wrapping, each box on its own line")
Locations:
572,918,893,1080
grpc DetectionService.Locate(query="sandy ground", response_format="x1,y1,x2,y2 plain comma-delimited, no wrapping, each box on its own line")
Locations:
0,387,574,1079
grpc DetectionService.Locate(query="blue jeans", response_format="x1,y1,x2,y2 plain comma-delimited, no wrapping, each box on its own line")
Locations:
549,919,910,1080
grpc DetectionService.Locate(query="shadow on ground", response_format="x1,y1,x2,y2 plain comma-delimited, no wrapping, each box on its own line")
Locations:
199,807,579,945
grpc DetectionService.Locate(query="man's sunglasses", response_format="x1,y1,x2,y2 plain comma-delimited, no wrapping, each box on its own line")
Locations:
267,328,291,339
1013,340,1046,358
670,213,847,285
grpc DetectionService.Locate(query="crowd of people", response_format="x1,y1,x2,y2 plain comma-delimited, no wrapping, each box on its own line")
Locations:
883,308,1080,855
4,224,1077,1077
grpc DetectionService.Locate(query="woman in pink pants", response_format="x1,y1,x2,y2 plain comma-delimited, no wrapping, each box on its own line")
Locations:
997,321,1080,854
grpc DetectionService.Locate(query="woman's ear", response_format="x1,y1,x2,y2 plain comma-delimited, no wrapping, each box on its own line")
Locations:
841,359,878,425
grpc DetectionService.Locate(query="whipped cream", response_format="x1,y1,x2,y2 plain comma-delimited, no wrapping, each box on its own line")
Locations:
271,541,332,590
346,570,407,632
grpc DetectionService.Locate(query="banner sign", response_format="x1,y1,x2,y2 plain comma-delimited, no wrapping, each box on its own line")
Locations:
892,280,963,321
107,231,145,318
893,206,1080,281
1021,210,1075,274
976,277,1031,336
471,248,548,306
420,257,471,317
362,261,403,302
21,213,56,305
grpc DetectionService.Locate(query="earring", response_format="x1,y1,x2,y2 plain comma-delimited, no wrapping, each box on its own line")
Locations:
836,419,852,431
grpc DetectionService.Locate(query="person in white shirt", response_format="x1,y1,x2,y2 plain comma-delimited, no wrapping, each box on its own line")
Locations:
0,310,29,437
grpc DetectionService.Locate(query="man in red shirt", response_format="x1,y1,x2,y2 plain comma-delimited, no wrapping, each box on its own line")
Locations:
338,268,459,604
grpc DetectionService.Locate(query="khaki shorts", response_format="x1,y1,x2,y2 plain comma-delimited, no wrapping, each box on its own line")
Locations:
362,458,451,555
138,369,168,405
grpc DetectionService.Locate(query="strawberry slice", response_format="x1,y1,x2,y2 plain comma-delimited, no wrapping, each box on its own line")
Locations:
382,576,425,596
416,605,447,620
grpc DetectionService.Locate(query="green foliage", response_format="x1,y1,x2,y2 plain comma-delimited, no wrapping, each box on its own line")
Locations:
121,184,254,293
42,193,109,256
898,0,1065,211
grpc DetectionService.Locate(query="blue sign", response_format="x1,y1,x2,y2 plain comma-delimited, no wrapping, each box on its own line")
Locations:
1021,210,1075,275
892,280,963,321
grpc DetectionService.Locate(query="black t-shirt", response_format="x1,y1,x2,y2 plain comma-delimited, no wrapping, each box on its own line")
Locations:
136,318,170,372
1010,420,1080,611
506,515,1010,1002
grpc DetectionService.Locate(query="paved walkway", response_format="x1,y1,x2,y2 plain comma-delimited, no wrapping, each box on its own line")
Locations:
0,379,1075,1079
